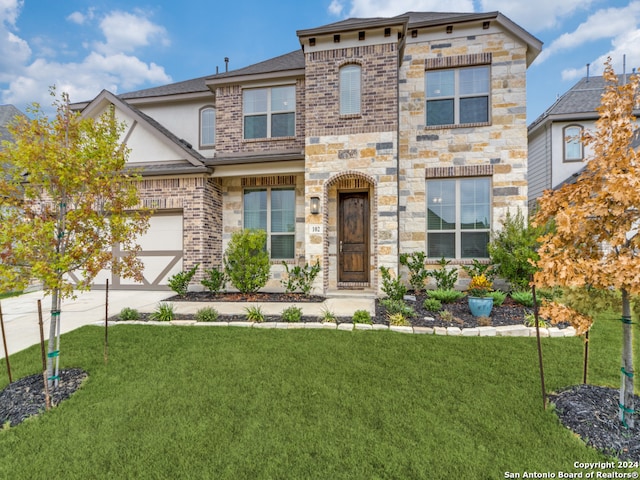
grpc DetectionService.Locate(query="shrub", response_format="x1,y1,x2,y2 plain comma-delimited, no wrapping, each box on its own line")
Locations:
318,307,337,323
167,263,199,297
439,310,454,322
281,305,303,322
427,257,458,290
224,229,270,294
488,290,507,307
524,312,549,328
422,298,442,312
150,302,175,322
510,290,536,307
118,307,140,321
352,309,372,324
467,274,493,297
380,298,415,318
281,261,321,296
488,209,545,290
387,312,410,327
462,259,496,281
399,251,429,294
380,266,406,301
200,266,226,294
427,289,465,303
194,307,219,322
244,305,265,323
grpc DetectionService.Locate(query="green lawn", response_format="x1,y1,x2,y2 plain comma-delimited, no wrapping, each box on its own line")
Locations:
0,314,637,479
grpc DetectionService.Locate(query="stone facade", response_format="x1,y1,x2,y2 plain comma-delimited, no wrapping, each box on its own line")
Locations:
398,31,529,272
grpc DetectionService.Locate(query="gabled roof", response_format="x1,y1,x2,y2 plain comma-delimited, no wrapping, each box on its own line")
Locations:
119,75,211,101
81,90,209,175
0,105,25,144
528,74,640,134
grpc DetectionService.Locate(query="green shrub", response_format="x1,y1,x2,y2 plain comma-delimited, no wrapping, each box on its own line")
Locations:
462,259,496,281
380,266,406,301
200,266,226,294
318,307,337,323
194,307,219,322
422,298,442,312
244,305,265,323
379,298,415,317
427,257,458,290
387,312,410,327
524,312,549,328
118,307,140,321
224,229,270,294
488,290,507,307
168,263,199,297
281,261,321,296
427,289,464,303
352,309,372,325
150,302,175,322
399,251,429,294
488,209,545,290
510,290,535,307
281,305,303,322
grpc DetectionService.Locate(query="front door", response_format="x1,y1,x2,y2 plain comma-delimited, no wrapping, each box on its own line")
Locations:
339,192,369,283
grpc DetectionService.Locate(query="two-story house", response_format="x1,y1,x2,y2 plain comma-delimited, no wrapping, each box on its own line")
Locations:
73,11,541,294
528,73,640,208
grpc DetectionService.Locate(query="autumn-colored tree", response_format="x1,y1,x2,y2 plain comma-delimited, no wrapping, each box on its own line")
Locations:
533,59,639,428
0,91,149,387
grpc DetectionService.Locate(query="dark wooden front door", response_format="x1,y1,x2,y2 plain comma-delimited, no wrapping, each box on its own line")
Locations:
339,192,369,283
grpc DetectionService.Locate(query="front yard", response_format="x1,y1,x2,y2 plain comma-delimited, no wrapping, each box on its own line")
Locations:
0,312,637,479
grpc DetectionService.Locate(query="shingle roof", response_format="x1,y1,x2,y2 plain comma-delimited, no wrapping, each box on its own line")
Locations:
0,105,25,143
205,50,304,81
528,74,638,131
119,75,211,100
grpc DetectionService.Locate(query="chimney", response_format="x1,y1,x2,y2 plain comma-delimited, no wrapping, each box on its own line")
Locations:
224,57,229,72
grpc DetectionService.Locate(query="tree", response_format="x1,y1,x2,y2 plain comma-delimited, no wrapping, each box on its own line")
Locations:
0,91,149,387
533,59,639,428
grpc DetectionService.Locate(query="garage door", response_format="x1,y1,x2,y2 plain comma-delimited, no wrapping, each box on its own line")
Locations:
89,213,184,290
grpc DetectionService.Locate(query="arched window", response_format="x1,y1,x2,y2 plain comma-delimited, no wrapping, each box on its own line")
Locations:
563,125,583,161
200,107,215,147
340,64,361,115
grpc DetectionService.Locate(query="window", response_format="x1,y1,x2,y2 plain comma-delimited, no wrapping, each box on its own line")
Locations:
426,178,491,258
200,107,215,147
563,125,583,161
243,187,295,259
243,86,295,139
425,66,490,126
340,64,361,115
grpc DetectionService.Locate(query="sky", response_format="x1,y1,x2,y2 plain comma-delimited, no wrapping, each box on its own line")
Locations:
1,0,639,124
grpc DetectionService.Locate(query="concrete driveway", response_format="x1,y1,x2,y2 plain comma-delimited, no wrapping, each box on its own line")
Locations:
0,289,172,358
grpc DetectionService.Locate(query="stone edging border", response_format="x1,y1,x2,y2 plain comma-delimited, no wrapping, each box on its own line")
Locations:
106,321,577,338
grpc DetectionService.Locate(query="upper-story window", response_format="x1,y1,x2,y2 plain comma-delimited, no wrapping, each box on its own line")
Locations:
425,66,490,127
340,64,361,115
563,125,583,162
243,86,295,140
200,106,215,148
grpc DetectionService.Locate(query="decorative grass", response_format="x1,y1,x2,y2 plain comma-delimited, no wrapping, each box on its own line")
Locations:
0,313,636,479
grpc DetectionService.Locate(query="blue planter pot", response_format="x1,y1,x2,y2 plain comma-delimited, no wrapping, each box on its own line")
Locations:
468,296,494,317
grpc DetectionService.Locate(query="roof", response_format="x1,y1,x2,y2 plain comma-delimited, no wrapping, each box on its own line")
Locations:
205,50,305,87
0,105,25,143
528,74,640,133
119,75,211,101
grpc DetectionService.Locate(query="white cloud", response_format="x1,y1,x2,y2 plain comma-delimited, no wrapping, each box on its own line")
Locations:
538,2,640,65
480,0,595,32
95,10,170,55
329,0,344,16
0,7,172,109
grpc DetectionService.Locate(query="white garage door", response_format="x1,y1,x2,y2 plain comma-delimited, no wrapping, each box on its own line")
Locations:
90,212,184,290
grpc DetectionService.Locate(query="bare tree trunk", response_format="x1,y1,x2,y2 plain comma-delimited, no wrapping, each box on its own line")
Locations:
620,289,635,429
46,288,61,390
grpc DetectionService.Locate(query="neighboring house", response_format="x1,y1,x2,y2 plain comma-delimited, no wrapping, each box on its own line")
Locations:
528,74,640,208
0,104,25,147
73,11,541,293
